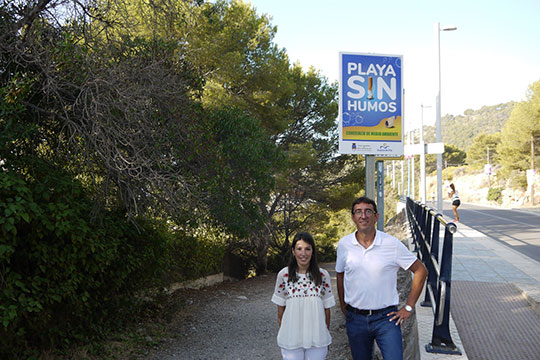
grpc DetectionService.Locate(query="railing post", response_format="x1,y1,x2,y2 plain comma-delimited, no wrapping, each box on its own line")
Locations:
421,209,437,307
414,202,422,252
427,219,461,354
405,198,461,355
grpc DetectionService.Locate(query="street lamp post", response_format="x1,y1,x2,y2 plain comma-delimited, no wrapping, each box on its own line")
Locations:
435,22,457,212
420,104,431,204
409,129,415,199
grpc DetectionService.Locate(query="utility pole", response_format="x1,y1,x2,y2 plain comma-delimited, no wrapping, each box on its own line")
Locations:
407,131,412,197
420,104,431,203
392,161,396,189
532,135,535,206
435,22,457,212
401,159,404,196
487,146,491,187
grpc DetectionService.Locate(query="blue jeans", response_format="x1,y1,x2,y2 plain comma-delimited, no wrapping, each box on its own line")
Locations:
345,306,403,360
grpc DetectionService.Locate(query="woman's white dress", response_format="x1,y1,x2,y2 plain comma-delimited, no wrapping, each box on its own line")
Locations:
271,267,335,350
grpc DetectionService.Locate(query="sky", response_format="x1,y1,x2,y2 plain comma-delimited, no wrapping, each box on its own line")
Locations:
247,0,540,131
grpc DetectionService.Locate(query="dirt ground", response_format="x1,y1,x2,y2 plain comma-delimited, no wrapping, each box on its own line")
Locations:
130,211,410,360
134,266,351,360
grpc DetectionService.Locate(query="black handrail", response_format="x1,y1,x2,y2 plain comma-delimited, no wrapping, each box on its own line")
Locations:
406,197,462,355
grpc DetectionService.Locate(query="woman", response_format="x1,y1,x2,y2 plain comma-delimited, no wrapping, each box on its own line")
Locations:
449,183,461,222
272,232,335,360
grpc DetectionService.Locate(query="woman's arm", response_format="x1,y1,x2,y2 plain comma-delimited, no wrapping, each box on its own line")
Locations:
336,272,346,316
325,308,331,329
277,305,285,326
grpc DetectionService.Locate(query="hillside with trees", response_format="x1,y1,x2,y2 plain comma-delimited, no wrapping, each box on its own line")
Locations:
498,81,540,183
424,81,539,204
407,82,539,209
443,102,515,150
422,102,515,150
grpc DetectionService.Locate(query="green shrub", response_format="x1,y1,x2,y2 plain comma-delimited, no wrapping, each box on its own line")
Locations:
383,183,400,225
166,231,225,282
441,167,455,182
0,162,168,358
507,170,528,190
487,187,503,204
317,242,337,263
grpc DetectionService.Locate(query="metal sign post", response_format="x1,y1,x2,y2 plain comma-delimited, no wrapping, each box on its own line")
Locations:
376,160,384,230
366,155,375,199
338,52,404,227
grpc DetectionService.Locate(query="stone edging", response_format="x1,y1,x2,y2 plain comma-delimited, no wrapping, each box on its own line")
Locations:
165,273,233,294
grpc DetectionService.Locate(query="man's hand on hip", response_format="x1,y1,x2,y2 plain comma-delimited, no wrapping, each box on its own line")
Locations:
387,306,412,326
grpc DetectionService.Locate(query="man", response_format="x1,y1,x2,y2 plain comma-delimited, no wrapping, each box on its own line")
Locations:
336,196,428,360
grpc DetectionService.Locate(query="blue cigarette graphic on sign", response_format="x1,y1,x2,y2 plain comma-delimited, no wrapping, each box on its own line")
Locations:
339,52,403,155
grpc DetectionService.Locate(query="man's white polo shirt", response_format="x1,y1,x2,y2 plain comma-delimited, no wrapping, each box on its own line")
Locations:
335,230,417,310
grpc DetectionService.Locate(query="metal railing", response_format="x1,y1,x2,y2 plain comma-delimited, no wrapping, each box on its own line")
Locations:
406,197,462,355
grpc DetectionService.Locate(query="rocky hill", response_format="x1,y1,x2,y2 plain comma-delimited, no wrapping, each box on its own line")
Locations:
425,168,540,208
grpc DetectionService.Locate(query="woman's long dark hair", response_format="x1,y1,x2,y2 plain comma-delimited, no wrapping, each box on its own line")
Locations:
287,232,322,286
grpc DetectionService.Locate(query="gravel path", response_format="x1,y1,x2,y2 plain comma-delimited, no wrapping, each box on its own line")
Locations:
138,263,352,360
137,212,411,360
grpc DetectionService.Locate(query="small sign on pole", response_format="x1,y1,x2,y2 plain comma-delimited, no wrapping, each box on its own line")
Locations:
527,169,536,185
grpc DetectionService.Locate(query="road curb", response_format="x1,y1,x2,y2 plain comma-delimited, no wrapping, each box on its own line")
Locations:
517,283,540,317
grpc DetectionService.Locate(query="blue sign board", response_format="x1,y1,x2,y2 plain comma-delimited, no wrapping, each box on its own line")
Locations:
339,52,404,156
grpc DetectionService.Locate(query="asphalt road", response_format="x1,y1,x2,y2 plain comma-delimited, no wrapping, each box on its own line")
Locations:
434,201,540,263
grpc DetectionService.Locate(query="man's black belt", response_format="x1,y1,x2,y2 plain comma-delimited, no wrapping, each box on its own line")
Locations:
346,304,395,316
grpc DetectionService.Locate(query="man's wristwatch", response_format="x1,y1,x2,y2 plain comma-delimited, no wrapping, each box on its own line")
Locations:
404,305,413,312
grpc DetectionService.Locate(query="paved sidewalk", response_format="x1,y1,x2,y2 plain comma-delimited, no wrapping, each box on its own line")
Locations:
413,216,540,360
